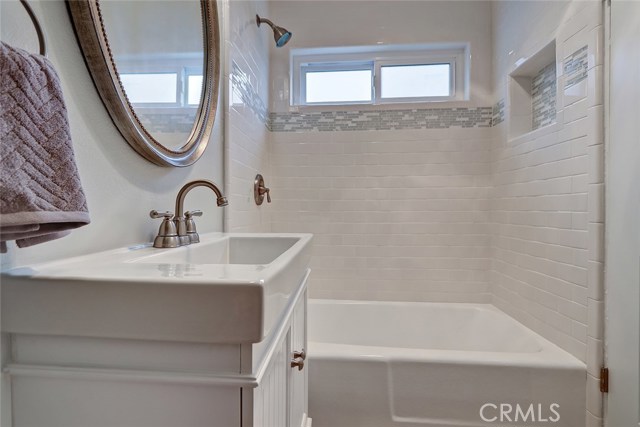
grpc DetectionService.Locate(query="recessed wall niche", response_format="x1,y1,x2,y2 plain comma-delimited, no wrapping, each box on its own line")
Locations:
508,40,557,139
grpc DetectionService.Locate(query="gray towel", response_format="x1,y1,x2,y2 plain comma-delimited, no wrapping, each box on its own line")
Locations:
0,42,89,253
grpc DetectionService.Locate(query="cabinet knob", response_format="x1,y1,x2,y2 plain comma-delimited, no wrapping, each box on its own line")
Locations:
293,349,306,360
291,357,304,371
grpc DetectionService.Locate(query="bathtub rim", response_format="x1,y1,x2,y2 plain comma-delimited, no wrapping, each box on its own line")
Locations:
308,299,586,371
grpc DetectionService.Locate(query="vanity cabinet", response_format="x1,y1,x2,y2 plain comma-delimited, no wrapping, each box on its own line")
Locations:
1,271,311,427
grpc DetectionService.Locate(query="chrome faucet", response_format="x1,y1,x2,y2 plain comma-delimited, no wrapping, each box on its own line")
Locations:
150,179,228,248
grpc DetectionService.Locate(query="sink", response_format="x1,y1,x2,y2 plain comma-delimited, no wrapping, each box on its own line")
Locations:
1,233,312,344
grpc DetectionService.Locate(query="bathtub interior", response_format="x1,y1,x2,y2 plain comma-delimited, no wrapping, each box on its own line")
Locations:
309,300,543,353
307,300,586,427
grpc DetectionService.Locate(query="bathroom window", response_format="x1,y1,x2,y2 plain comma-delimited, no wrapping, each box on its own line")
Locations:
303,64,373,104
292,44,467,106
120,73,179,104
118,61,204,109
187,74,204,105
379,63,451,99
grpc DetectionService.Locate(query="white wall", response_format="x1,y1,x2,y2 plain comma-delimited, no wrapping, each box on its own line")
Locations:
0,0,225,269
491,1,604,424
605,1,640,424
268,0,493,111
225,0,272,232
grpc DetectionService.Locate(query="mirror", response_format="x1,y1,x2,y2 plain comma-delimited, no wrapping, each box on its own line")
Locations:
68,0,220,167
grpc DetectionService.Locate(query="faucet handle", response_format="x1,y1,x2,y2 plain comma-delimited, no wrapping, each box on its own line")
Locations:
185,210,203,219
150,210,174,219
149,210,179,248
261,186,271,203
184,210,202,244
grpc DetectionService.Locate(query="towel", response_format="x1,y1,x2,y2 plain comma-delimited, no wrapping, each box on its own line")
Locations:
0,41,89,253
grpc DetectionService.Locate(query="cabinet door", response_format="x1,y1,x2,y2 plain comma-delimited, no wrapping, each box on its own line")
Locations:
253,334,290,427
289,292,308,427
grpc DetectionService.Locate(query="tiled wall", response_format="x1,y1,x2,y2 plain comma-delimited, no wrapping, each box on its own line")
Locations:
492,1,604,425
266,0,494,302
565,45,589,88
270,127,493,302
224,0,272,232
229,1,603,422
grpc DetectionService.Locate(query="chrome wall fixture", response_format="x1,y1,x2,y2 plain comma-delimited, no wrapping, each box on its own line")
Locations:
254,174,271,205
256,15,292,47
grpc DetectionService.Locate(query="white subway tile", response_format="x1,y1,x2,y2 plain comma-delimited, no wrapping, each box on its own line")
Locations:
586,337,604,377
587,298,604,339
588,25,604,69
587,144,604,184
588,65,604,107
587,261,604,301
588,183,604,222
588,222,604,263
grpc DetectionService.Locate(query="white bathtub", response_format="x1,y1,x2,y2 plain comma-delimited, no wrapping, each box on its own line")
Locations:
308,300,586,427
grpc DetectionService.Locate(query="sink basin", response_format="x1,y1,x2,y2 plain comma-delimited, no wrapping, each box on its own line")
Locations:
131,236,300,265
1,233,312,344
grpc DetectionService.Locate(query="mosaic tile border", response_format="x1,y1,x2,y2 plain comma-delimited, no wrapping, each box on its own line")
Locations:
269,107,493,132
532,62,557,130
564,45,588,89
492,99,505,126
231,60,504,133
137,111,197,133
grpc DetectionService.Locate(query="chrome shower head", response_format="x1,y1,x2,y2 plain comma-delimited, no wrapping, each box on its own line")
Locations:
256,15,292,47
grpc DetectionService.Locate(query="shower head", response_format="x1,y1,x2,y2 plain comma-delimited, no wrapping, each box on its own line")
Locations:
256,15,292,47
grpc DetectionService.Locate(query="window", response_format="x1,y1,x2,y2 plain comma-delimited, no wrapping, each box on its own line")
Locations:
120,73,178,104
305,69,373,104
380,63,451,99
291,44,468,106
116,55,204,109
187,74,204,105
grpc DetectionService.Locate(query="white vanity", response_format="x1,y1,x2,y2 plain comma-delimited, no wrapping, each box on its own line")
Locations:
1,233,313,427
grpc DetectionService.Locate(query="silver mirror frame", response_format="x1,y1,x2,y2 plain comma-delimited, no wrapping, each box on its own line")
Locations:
67,0,220,167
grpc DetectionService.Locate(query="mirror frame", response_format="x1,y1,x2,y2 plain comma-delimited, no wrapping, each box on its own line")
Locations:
67,0,220,167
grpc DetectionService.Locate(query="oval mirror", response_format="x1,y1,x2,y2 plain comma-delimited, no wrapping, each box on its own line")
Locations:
68,0,220,167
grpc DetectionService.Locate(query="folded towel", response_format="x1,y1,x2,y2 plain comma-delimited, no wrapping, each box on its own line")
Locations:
0,42,89,253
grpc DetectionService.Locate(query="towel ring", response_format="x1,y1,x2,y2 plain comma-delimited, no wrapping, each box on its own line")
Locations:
19,0,47,56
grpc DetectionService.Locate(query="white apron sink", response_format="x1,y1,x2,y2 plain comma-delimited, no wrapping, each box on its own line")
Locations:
1,233,312,344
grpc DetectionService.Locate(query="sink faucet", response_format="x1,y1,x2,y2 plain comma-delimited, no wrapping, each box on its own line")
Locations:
150,179,228,248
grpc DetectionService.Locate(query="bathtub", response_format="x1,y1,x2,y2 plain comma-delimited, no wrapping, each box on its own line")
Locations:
308,300,585,427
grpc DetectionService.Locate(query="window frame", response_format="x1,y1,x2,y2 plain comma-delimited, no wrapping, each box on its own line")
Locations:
291,44,468,107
